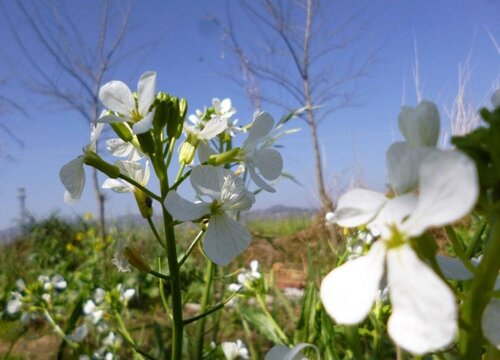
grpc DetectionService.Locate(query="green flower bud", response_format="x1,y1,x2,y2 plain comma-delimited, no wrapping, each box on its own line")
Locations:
84,151,120,178
110,122,133,142
167,97,182,139
137,132,155,155
134,189,153,218
153,92,171,132
208,147,241,166
179,137,198,165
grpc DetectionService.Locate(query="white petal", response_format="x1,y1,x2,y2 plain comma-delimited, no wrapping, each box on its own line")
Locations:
265,343,315,360
253,148,283,180
102,178,133,193
190,165,226,199
386,142,428,194
248,164,276,193
106,138,133,157
99,80,135,115
197,140,216,164
436,256,474,281
326,189,387,228
220,173,255,211
115,160,145,183
89,122,104,151
204,213,251,266
398,101,440,147
132,109,155,134
369,193,417,238
243,112,274,150
60,157,85,204
220,98,234,115
137,71,156,115
403,150,479,237
320,241,386,325
483,298,500,348
67,325,88,343
387,244,457,354
198,115,228,139
165,191,210,222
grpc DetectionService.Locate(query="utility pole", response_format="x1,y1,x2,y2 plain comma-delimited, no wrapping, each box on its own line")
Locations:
17,187,27,230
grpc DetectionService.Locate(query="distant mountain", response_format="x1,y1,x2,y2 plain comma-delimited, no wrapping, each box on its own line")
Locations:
242,205,316,220
0,226,21,246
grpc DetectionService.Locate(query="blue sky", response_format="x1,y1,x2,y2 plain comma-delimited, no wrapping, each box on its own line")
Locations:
0,0,498,230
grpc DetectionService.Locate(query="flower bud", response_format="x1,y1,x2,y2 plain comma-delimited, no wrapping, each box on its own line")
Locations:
110,122,133,142
134,190,153,218
208,147,240,166
84,152,120,178
137,132,155,155
153,92,170,132
179,134,199,165
123,246,151,273
167,97,183,139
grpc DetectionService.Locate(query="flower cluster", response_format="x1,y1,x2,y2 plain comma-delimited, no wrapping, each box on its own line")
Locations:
321,101,479,354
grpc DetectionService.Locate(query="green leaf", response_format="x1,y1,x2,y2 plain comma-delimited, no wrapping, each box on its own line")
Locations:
240,308,283,344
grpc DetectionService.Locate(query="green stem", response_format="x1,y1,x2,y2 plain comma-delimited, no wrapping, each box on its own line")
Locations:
147,217,167,250
166,137,177,167
175,163,186,183
178,229,205,267
43,309,77,349
459,216,500,359
345,325,362,360
119,174,161,202
465,218,487,258
158,259,173,321
195,260,215,359
169,168,192,191
256,293,289,345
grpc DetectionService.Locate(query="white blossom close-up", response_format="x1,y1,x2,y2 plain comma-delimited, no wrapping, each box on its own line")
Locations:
97,71,157,134
165,165,255,265
321,149,479,354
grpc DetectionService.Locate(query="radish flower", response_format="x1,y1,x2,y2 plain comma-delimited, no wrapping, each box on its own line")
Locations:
60,121,104,204
97,71,157,134
321,150,478,354
165,165,255,265
102,160,150,193
398,101,440,148
240,112,283,192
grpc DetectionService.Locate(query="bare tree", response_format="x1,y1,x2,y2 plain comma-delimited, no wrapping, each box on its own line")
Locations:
0,83,25,160
217,0,375,213
2,0,146,240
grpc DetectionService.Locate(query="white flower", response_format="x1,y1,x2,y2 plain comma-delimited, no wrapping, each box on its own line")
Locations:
97,71,157,134
60,121,104,204
212,98,236,119
7,292,23,314
265,343,317,360
106,138,143,161
492,89,500,108
102,331,122,347
165,165,255,265
182,115,228,163
240,112,283,192
84,300,104,324
228,260,262,293
222,340,249,360
117,284,135,303
321,150,478,355
102,160,150,193
398,101,440,148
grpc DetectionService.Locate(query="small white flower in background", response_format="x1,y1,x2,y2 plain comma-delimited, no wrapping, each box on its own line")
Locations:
94,288,106,304
7,292,23,314
40,274,67,291
60,121,104,204
222,339,249,360
102,331,122,348
398,100,440,148
492,89,500,108
83,299,104,324
229,260,262,292
182,114,228,163
117,284,135,304
166,165,255,265
240,112,283,193
15,279,26,291
97,71,157,134
67,324,89,343
321,150,479,355
102,160,150,193
212,97,236,119
106,138,144,161
265,343,318,360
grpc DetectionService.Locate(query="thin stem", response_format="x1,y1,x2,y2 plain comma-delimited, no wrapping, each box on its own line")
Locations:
465,219,487,258
43,309,77,349
175,162,186,183
166,137,177,167
119,174,161,202
158,259,173,321
149,269,170,281
169,168,192,191
178,229,205,267
459,216,500,358
195,260,215,359
147,217,167,250
256,293,289,345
